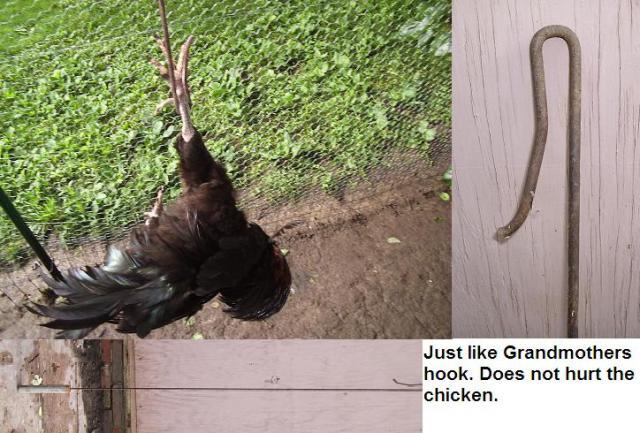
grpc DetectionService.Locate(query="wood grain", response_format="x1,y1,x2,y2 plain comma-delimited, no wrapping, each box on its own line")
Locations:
0,340,83,433
135,390,420,433
132,340,421,433
21,340,80,433
453,0,640,337
133,340,421,389
0,340,42,432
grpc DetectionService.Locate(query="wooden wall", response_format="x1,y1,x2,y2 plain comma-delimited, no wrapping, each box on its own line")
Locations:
2,340,420,432
0,340,83,433
453,0,640,337
0,340,131,433
132,340,421,433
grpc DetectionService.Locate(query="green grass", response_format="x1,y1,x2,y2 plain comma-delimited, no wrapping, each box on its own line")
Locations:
0,0,451,262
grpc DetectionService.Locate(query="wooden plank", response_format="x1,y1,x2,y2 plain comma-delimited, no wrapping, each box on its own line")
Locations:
0,340,42,432
133,340,420,390
0,340,83,433
110,341,126,433
18,340,79,387
136,389,420,433
124,340,138,433
97,340,129,433
452,0,640,337
132,341,420,432
0,340,137,433
77,389,133,433
18,340,81,433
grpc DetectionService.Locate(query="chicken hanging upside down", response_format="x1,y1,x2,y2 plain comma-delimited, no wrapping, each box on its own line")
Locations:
26,23,291,338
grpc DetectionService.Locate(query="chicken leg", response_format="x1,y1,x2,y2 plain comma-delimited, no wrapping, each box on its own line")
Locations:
150,35,195,141
26,0,291,339
144,187,164,227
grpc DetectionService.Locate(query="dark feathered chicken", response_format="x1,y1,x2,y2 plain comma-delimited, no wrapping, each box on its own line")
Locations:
26,24,291,338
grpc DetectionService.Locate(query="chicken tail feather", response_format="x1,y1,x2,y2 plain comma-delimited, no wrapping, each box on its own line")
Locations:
27,245,196,338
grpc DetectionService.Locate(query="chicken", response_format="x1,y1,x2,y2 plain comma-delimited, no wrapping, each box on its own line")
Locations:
26,20,291,338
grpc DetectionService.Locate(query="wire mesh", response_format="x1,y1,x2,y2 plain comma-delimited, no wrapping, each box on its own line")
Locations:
0,0,451,301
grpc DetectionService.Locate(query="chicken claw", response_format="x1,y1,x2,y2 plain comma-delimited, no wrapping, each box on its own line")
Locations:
144,187,164,227
150,35,194,114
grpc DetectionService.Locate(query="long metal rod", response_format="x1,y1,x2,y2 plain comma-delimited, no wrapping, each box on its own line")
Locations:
496,25,581,338
17,385,70,394
157,0,179,114
0,186,64,283
17,385,420,393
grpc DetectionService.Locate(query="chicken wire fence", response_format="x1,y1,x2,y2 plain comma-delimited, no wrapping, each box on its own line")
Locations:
0,0,451,301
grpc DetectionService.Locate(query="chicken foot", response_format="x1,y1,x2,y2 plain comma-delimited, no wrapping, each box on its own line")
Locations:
144,187,164,227
151,1,196,142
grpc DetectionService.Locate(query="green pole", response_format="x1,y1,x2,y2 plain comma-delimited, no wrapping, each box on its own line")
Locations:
0,186,64,283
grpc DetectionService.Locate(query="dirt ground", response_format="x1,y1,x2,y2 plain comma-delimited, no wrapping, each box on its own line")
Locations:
0,165,451,339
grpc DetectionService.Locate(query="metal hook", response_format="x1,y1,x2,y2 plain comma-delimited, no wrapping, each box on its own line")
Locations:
496,25,582,338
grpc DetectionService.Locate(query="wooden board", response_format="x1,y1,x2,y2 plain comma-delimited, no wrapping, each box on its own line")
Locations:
0,340,83,433
134,340,421,389
136,390,420,433
0,340,133,433
1,340,44,433
453,0,640,337
132,340,421,433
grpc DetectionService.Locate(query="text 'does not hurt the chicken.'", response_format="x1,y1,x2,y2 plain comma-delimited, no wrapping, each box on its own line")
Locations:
421,339,639,431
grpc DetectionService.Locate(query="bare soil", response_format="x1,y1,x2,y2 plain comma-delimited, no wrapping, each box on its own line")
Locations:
0,166,451,339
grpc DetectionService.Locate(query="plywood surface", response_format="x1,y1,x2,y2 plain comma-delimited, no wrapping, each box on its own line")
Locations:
453,0,640,337
133,340,421,433
136,390,420,433
133,340,421,389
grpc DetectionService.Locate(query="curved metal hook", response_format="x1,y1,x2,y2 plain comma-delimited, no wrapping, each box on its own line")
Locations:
496,25,581,338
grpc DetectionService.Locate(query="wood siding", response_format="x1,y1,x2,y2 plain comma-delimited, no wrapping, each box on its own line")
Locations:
0,340,131,433
453,0,640,337
0,340,82,433
133,340,421,433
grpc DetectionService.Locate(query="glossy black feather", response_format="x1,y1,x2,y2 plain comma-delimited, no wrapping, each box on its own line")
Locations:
28,131,291,338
